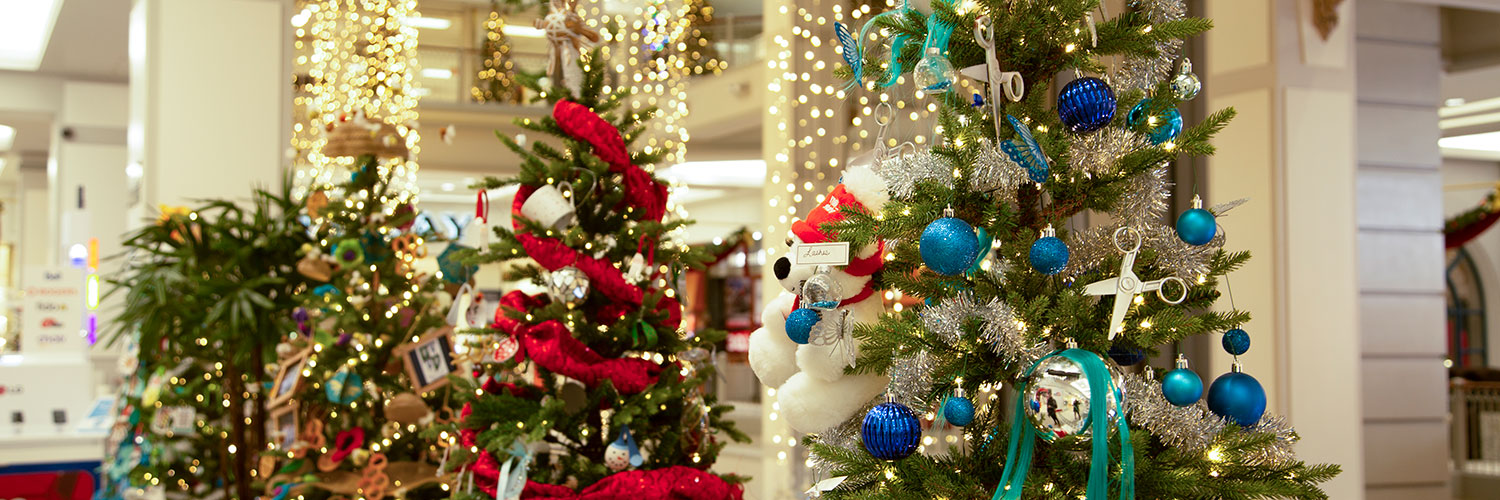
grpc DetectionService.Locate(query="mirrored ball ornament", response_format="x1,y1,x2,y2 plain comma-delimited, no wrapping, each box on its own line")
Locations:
546,266,591,307
801,272,845,309
1021,352,1122,441
1172,59,1202,101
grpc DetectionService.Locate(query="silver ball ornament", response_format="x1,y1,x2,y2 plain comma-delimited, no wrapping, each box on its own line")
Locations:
1021,352,1123,441
547,266,591,307
800,271,844,309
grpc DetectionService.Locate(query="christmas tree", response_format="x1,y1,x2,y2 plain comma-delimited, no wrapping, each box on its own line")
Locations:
471,0,526,104
261,143,461,499
104,191,312,500
440,54,748,499
749,0,1342,498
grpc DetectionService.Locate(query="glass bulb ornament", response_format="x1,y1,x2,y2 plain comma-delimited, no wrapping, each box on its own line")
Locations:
920,208,980,276
1126,99,1184,145
1175,195,1218,246
861,402,922,460
785,308,820,345
1021,350,1122,441
1028,225,1070,275
546,266,591,308
1172,58,1202,101
1056,76,1117,133
1160,355,1204,407
913,47,956,93
1207,362,1267,427
801,269,844,309
1222,328,1251,356
943,390,975,427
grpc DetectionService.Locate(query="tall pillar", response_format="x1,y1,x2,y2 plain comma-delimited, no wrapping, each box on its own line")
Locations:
1203,0,1365,497
128,0,286,225
1352,1,1450,498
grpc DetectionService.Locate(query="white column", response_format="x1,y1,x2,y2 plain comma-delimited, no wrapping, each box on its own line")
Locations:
1204,0,1365,498
128,0,286,225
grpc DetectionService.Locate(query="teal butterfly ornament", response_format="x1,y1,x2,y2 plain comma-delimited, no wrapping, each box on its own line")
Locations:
834,22,862,91
1000,115,1050,183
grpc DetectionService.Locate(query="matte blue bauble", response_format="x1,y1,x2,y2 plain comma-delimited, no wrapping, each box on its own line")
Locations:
1175,208,1217,245
943,396,975,427
785,308,819,345
1207,371,1267,427
1161,368,1203,407
1108,347,1146,366
1057,77,1117,133
1127,99,1183,144
1029,236,1070,275
1222,328,1251,356
920,217,980,276
861,402,922,460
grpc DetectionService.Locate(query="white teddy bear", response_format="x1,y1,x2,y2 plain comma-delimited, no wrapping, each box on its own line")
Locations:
748,165,891,434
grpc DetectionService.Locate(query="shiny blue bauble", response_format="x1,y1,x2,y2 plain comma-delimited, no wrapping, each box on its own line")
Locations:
1161,368,1204,407
943,396,975,427
1127,99,1184,144
1207,371,1267,427
1222,328,1251,356
920,217,980,276
1057,77,1117,133
861,402,922,460
1028,236,1070,275
1108,346,1146,366
1175,208,1217,246
785,308,819,345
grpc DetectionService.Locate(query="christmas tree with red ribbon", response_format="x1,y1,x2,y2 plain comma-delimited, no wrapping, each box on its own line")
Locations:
443,52,748,500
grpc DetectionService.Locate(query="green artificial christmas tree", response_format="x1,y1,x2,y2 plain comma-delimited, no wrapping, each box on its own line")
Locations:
748,0,1342,499
104,191,312,500
439,54,748,499
471,0,526,104
261,144,463,500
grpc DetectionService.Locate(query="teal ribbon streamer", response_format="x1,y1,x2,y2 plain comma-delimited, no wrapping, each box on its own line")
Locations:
995,349,1135,500
859,7,913,88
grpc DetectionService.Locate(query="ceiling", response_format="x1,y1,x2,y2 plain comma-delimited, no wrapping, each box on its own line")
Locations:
38,0,131,82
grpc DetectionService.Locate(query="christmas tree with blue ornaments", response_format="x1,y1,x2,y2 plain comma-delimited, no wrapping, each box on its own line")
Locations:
748,0,1341,498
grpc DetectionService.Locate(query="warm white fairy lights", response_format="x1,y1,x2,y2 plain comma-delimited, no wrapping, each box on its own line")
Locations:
291,0,422,207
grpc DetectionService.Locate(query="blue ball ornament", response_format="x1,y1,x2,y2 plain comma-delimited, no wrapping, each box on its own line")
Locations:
1057,77,1117,133
861,402,922,460
1029,236,1070,275
1161,368,1203,407
1176,208,1217,246
1127,99,1183,144
1222,328,1251,356
943,396,975,427
785,308,820,345
1207,371,1267,427
920,217,980,276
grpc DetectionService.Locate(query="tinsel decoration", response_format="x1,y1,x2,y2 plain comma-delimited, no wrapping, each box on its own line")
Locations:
887,350,936,406
1123,373,1298,467
1117,0,1187,91
1067,127,1149,177
879,140,1028,202
920,292,1045,368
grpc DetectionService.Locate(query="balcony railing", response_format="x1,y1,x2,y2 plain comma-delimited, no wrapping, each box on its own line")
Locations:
1453,379,1500,476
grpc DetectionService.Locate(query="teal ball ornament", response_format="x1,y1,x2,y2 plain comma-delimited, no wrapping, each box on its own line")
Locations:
861,402,921,460
1207,371,1267,427
1222,328,1251,355
920,217,980,276
943,396,975,427
1057,77,1116,133
1176,208,1217,246
785,308,819,345
1029,236,1070,275
1127,99,1183,144
1161,368,1203,407
324,369,364,404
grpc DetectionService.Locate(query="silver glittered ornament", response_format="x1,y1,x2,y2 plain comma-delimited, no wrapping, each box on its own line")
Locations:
546,266,590,307
800,268,844,309
1021,350,1123,441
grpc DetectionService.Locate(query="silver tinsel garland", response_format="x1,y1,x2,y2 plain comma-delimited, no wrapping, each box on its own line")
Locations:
1067,127,1150,177
1116,0,1188,91
879,140,1027,203
1125,373,1298,467
888,350,937,406
920,291,1046,369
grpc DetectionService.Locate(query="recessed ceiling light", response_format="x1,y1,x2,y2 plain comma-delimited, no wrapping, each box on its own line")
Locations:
403,16,451,30
421,68,453,80
0,0,64,71
441,182,455,192
0,125,14,151
1445,97,1467,107
502,25,546,38
657,160,767,187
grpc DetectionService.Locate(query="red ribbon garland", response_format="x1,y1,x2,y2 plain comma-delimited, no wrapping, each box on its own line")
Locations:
551,100,668,223
495,291,662,394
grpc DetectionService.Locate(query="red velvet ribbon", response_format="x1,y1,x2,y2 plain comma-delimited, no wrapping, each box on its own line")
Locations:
551,100,668,223
496,291,662,394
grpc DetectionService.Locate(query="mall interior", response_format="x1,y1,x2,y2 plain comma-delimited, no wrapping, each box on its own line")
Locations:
1,0,1499,499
